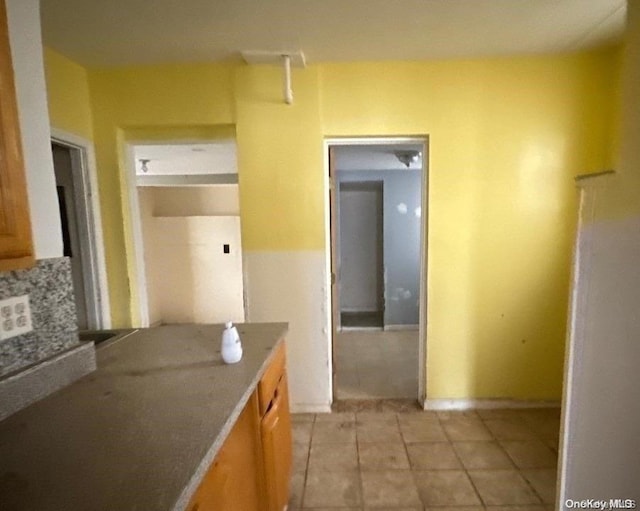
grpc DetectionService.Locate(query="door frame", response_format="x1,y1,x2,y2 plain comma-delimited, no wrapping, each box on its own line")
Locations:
123,138,243,327
50,128,111,329
324,136,429,406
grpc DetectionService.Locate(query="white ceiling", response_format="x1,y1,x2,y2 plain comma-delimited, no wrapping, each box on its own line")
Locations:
40,0,626,67
335,144,424,172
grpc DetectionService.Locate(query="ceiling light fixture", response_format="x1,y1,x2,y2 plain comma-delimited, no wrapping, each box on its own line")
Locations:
394,150,421,168
139,159,150,173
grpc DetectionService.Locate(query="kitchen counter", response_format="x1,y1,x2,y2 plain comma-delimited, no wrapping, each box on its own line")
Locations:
0,322,288,511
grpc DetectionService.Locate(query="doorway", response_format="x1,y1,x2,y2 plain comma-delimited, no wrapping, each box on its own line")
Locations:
126,140,245,327
51,133,109,330
327,138,428,403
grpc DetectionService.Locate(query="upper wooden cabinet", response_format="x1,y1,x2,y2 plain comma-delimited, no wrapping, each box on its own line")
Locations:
0,0,33,272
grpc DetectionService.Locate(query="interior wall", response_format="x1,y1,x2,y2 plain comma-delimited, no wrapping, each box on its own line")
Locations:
338,170,421,326
40,45,620,409
86,65,236,326
137,185,242,326
561,3,640,499
44,47,94,141
322,49,619,400
338,183,383,314
149,186,239,216
150,216,244,324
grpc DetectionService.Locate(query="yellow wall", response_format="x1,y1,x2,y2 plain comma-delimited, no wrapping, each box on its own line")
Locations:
43,48,619,400
235,65,325,250
87,63,236,326
319,49,619,400
44,48,94,140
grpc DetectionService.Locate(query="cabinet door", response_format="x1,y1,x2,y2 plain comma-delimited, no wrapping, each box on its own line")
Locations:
187,392,263,511
261,374,293,511
0,0,33,272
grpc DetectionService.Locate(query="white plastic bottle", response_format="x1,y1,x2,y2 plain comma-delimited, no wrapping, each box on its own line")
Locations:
221,322,243,364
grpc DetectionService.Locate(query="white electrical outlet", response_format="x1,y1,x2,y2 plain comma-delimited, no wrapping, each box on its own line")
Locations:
0,294,33,341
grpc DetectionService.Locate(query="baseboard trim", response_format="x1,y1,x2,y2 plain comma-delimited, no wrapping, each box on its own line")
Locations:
339,326,383,332
384,324,419,331
424,398,561,411
290,403,332,414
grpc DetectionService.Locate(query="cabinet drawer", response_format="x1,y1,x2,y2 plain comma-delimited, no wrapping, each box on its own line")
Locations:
258,341,286,416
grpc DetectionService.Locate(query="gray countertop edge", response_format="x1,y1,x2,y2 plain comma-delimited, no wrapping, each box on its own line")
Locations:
172,335,286,511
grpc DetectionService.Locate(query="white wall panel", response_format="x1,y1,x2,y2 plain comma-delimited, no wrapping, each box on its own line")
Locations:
149,216,245,324
244,251,332,412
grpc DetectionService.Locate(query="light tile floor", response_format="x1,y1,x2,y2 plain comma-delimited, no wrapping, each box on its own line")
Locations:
289,407,559,510
336,330,419,399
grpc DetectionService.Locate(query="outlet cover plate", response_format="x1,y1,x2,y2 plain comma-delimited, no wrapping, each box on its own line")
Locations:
0,294,33,341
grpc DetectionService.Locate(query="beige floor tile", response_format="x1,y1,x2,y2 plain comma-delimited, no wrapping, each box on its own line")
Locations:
518,413,561,440
308,442,359,471
543,435,559,452
406,442,462,470
292,413,315,423
361,470,422,507
358,442,410,470
357,418,403,443
400,420,448,443
414,470,481,507
437,410,480,420
303,470,362,508
468,469,541,505
288,470,306,509
485,506,549,511
364,508,421,511
521,468,558,504
306,508,362,511
293,421,313,445
453,441,514,469
315,411,356,422
356,411,398,423
424,508,484,511
477,408,527,420
442,417,493,441
292,442,310,473
500,440,558,469
484,419,538,440
397,411,439,423
312,420,357,444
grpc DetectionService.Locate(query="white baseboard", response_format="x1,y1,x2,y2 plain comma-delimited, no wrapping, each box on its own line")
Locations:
384,324,419,331
339,326,383,332
290,403,332,414
424,398,561,411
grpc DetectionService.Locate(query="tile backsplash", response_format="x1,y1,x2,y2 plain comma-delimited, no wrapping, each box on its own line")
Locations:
0,257,78,378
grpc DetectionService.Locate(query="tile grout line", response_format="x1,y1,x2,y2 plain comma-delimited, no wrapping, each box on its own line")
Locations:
438,412,486,508
478,412,547,505
298,413,315,510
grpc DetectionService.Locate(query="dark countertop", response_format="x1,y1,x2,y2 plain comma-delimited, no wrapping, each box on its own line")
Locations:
0,322,288,511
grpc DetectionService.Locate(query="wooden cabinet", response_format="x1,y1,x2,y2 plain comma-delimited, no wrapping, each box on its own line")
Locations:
0,0,33,272
187,341,292,511
187,392,264,511
261,372,292,511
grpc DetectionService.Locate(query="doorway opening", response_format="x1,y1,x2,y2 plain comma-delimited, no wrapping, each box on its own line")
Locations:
327,137,428,404
125,140,245,327
51,132,110,330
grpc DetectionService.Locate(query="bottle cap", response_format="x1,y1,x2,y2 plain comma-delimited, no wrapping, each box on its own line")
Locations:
225,321,233,329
